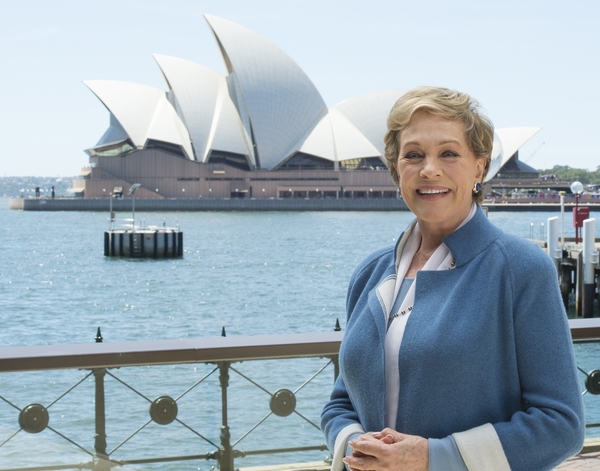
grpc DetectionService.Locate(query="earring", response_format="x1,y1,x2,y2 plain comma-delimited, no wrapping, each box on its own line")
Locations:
473,181,482,194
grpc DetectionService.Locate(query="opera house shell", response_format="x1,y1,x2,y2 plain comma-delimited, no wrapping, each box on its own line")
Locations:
76,14,541,200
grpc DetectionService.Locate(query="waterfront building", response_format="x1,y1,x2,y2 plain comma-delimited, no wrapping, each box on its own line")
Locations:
75,14,541,200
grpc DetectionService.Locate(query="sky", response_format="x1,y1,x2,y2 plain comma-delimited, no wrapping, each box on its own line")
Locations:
1,0,598,177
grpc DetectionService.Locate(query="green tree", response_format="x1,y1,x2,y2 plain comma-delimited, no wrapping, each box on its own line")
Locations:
537,166,600,185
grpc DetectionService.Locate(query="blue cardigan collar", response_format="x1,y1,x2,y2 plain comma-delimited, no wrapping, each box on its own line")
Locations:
443,206,503,268
373,206,502,334
392,206,503,269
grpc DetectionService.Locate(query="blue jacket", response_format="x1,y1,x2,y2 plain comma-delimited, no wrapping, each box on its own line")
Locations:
321,207,584,470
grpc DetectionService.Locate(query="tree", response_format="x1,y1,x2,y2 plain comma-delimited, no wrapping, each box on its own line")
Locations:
537,166,600,185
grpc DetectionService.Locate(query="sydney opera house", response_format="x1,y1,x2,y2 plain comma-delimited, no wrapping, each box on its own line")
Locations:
74,14,541,200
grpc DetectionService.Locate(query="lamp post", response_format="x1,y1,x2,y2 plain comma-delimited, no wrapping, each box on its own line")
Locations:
109,192,114,230
128,183,141,231
571,181,584,243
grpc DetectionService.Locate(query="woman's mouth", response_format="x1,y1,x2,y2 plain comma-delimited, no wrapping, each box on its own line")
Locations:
417,188,449,195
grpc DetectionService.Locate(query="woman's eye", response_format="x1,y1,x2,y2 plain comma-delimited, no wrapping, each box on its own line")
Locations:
441,150,458,158
403,152,422,160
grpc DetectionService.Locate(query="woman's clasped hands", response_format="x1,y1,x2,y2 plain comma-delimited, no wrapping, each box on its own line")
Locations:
343,428,429,471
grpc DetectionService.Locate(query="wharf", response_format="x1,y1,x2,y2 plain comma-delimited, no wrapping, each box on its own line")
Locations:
557,451,600,470
8,197,600,212
237,443,600,471
9,196,411,211
532,240,600,252
241,462,329,470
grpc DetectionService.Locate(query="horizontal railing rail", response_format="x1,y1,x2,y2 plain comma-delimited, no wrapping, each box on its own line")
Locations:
0,331,343,373
0,320,598,470
1,320,597,374
569,318,600,341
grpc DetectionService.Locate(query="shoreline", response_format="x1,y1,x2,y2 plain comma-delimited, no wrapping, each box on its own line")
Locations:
8,196,600,212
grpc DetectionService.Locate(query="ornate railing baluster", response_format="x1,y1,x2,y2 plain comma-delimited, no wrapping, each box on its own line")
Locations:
218,361,234,471
93,368,110,471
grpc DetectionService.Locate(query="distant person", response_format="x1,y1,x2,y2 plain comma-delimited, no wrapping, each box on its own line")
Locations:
321,86,584,471
51,186,55,199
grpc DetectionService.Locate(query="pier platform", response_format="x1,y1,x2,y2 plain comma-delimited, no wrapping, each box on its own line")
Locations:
556,443,600,470
241,462,329,471
237,441,600,471
557,453,600,470
237,449,600,471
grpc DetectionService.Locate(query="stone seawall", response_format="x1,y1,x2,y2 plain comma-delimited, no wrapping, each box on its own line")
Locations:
8,197,600,212
9,197,410,211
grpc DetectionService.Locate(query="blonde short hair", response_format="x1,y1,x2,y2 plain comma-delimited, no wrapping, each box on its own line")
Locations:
383,86,494,204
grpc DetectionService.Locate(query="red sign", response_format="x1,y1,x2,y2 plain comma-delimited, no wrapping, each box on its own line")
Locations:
573,207,590,228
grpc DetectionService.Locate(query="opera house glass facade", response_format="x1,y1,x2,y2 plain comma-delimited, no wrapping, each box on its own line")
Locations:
76,14,540,200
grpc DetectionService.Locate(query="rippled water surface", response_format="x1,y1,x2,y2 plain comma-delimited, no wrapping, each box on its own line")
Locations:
0,200,597,469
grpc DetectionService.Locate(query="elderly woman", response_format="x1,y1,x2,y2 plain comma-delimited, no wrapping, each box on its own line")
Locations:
321,86,584,471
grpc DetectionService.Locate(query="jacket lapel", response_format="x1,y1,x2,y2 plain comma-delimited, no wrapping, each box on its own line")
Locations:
369,271,396,343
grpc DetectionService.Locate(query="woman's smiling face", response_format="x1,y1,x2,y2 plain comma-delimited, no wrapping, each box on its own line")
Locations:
395,110,486,235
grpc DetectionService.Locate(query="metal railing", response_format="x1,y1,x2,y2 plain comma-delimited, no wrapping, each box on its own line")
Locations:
0,319,599,470
0,330,341,470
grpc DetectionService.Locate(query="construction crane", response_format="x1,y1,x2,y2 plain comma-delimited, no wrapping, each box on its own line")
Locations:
523,142,545,163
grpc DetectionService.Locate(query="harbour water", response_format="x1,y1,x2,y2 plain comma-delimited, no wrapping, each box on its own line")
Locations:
0,199,598,469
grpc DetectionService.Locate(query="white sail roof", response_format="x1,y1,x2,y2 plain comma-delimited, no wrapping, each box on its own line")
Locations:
485,133,504,182
153,54,254,166
334,90,408,156
204,14,329,170
300,109,381,162
84,80,194,160
495,127,542,167
94,113,130,148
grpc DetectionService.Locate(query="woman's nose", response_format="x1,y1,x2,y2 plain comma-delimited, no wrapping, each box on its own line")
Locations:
419,156,442,178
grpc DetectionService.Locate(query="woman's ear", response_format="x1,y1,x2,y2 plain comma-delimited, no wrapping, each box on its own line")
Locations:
475,157,486,181
393,162,401,184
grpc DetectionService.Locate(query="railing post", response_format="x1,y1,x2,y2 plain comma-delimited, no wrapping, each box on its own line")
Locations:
583,218,597,318
332,355,340,382
547,217,561,272
333,319,341,381
93,367,110,471
218,361,234,471
576,252,583,317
